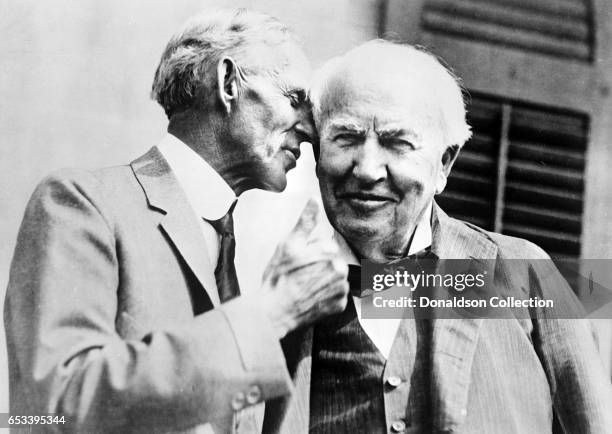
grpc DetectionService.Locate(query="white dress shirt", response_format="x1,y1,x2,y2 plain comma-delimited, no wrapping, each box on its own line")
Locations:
157,133,236,277
333,203,433,359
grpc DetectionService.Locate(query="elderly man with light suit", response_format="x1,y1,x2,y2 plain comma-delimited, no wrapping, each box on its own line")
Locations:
4,9,349,433
262,41,612,434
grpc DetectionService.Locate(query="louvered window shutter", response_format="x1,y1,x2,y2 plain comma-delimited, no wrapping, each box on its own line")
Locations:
437,94,588,260
438,97,499,230
422,0,593,61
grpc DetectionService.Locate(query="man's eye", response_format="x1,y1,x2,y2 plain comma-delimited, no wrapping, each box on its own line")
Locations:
334,134,359,144
384,138,415,150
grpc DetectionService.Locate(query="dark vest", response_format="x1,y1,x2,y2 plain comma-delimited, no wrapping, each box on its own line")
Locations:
309,298,387,434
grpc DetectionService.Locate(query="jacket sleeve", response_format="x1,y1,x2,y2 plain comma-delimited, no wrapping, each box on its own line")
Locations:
524,243,612,433
4,171,292,433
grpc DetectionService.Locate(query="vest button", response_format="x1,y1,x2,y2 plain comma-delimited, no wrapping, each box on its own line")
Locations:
386,376,402,388
391,420,406,432
231,391,245,411
246,385,262,404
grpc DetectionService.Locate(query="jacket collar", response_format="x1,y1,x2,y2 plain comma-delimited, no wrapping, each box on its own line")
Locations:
157,133,236,221
431,201,498,260
130,146,220,306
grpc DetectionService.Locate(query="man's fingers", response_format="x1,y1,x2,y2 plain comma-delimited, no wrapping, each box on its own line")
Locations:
289,198,319,240
306,237,340,256
274,251,346,276
286,257,349,288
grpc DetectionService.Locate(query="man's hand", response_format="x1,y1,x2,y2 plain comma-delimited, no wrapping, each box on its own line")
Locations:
260,199,349,337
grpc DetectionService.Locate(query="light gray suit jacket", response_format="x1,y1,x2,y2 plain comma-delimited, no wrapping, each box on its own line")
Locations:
5,147,292,433
262,205,612,434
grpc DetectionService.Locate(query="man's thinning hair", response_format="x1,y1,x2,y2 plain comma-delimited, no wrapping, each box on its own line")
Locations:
152,8,296,118
310,40,472,149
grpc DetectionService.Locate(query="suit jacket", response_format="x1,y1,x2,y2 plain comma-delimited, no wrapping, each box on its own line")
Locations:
4,147,292,433
262,204,612,434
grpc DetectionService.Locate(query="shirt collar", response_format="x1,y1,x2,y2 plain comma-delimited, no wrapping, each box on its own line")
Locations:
157,133,236,220
333,201,433,265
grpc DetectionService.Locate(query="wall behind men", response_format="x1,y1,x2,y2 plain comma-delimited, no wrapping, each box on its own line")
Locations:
0,0,382,414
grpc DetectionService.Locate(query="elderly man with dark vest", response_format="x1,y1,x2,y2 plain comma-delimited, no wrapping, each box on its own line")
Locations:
262,41,612,434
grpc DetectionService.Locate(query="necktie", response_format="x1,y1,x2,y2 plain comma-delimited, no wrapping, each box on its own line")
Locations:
348,247,436,298
207,201,240,303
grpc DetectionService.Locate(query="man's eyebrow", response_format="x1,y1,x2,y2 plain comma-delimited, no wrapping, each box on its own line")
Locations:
285,87,306,98
326,121,366,136
281,84,307,100
376,126,420,141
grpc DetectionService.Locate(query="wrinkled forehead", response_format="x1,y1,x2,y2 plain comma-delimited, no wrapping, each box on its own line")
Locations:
318,68,442,138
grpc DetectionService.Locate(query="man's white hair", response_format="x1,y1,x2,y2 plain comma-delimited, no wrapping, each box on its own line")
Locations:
151,8,297,118
310,40,472,148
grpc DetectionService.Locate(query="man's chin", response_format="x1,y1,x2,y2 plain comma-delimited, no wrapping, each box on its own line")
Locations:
334,217,387,241
268,178,288,193
255,172,288,193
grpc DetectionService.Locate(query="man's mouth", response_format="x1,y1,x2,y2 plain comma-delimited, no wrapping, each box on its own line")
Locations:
337,192,396,211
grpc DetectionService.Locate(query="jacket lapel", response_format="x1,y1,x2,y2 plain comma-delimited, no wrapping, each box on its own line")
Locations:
262,327,313,434
428,203,497,432
130,146,220,307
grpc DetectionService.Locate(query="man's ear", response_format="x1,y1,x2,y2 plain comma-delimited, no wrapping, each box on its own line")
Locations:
435,145,461,194
216,57,239,115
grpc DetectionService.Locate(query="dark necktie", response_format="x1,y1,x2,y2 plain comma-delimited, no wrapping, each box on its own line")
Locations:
348,246,436,298
207,201,240,303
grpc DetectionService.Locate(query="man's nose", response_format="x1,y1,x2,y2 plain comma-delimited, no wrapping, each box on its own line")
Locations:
294,110,317,144
352,137,387,184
